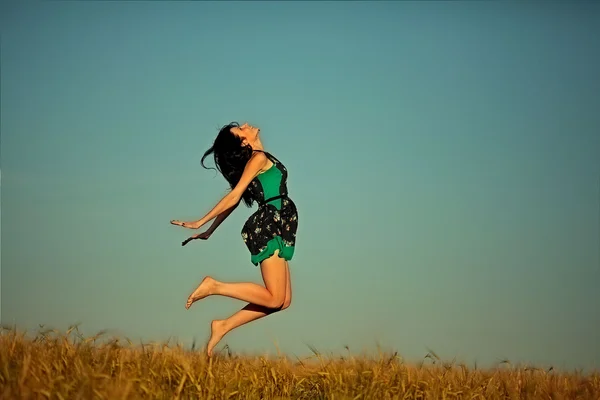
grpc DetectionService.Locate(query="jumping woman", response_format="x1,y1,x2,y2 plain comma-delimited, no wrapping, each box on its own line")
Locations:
170,122,298,356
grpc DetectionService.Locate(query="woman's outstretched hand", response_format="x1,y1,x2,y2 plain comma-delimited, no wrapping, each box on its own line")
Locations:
182,231,211,246
170,220,201,229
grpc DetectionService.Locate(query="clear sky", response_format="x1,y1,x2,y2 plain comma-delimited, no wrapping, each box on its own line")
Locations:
2,1,599,371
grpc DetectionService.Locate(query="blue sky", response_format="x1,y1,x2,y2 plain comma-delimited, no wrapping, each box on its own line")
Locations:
1,1,599,371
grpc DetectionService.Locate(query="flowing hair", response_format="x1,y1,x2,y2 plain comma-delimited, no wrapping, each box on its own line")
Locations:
201,122,255,207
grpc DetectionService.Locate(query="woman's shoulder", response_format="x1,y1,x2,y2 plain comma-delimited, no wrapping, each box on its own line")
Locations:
250,150,269,161
246,150,271,170
253,149,279,160
252,149,277,162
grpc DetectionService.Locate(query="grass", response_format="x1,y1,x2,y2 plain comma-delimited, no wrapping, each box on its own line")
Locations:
1,325,599,399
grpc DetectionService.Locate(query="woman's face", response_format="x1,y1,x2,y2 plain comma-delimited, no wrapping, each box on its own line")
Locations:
230,122,260,146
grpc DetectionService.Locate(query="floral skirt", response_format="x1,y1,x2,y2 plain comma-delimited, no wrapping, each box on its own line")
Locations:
241,197,298,266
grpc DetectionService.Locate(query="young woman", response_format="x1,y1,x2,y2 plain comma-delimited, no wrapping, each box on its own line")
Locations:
170,122,298,356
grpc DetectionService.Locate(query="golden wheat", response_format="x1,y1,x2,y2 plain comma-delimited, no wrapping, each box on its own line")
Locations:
1,326,598,399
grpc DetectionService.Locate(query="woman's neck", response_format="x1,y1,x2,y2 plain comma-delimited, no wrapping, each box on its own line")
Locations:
251,138,265,152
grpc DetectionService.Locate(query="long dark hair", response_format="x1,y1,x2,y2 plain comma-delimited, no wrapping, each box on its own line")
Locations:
201,122,255,207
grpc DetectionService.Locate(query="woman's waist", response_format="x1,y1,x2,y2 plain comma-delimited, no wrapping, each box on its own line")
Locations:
253,195,297,214
256,193,293,207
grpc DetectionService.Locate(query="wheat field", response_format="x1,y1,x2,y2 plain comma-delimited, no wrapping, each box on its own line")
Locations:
1,326,598,399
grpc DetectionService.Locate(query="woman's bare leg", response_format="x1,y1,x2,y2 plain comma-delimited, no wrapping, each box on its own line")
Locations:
206,261,291,356
185,254,287,310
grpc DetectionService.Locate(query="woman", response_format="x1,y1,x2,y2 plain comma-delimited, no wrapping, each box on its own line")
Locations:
170,122,298,356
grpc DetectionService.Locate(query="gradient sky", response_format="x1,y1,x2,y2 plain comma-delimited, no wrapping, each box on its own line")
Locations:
2,1,599,371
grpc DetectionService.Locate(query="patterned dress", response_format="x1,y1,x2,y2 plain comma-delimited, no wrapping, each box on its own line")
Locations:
241,150,299,266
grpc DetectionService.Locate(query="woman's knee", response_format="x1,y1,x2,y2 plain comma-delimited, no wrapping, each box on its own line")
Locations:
267,296,285,310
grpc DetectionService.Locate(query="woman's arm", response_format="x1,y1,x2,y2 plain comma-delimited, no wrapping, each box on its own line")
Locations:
171,152,268,230
202,203,238,236
180,204,238,246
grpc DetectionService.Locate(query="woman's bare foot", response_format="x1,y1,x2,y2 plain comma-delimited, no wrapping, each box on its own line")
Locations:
206,320,228,357
185,276,216,309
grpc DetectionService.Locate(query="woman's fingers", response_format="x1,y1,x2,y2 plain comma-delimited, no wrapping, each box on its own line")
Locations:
182,234,199,246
